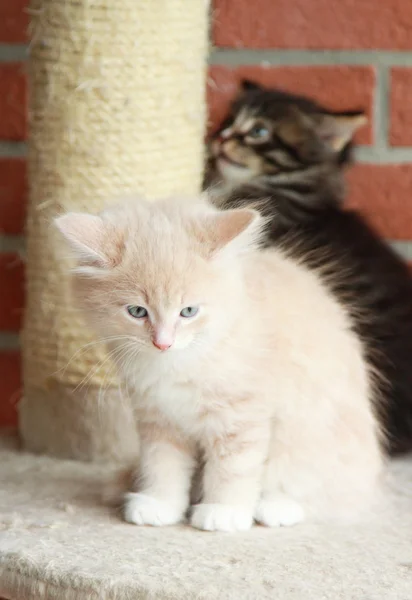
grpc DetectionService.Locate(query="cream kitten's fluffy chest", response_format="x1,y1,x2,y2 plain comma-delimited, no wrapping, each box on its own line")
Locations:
122,350,267,439
134,369,205,432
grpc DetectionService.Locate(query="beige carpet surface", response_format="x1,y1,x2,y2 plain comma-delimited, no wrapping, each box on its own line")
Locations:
1,432,412,600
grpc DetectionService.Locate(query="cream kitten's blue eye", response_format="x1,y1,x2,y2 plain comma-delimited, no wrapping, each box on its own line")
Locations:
127,305,148,319
180,306,199,318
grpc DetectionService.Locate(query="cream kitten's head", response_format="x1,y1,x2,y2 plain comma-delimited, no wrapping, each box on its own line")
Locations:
55,196,263,357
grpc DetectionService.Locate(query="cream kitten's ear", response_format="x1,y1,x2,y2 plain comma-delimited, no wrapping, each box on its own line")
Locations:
207,208,263,255
54,212,112,268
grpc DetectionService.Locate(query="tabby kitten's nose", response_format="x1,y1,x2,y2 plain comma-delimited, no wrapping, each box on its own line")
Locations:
218,128,232,142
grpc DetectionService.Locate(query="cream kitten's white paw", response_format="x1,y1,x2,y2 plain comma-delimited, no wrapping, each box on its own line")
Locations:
191,503,253,532
254,495,305,527
123,493,183,526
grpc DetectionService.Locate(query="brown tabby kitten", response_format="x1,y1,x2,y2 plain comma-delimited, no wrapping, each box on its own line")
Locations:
205,79,412,455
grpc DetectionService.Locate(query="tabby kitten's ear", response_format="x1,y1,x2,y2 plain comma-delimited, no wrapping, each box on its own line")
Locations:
316,112,367,152
240,79,263,93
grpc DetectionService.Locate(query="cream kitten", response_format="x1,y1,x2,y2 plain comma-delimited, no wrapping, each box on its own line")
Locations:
55,196,383,532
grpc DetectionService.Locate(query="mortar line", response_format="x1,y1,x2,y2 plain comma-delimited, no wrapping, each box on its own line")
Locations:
210,49,412,67
0,236,25,254
0,142,27,158
0,333,20,351
3,142,411,165
374,64,390,152
355,147,412,164
3,141,411,166
389,240,412,260
2,45,412,67
0,44,28,62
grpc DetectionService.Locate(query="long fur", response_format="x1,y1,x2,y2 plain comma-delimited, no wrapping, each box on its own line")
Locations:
56,196,382,532
205,80,412,455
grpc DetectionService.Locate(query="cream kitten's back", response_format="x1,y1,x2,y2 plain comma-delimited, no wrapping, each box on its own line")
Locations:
245,250,381,517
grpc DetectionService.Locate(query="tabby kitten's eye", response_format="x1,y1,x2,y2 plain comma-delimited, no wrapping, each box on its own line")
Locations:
247,124,270,141
180,306,199,318
127,305,148,319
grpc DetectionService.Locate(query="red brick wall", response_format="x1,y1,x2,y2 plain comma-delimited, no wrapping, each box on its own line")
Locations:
2,1,412,426
209,4,412,233
0,0,26,427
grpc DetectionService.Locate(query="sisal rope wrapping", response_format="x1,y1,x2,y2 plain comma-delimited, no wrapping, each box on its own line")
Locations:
20,0,209,461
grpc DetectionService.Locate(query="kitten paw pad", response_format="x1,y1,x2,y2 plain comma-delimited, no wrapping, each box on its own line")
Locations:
191,503,253,532
255,496,305,527
123,493,183,527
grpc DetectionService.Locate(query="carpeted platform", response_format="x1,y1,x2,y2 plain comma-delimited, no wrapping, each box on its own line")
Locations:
1,431,412,600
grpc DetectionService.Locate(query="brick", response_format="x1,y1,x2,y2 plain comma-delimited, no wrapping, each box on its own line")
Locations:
213,0,412,50
346,164,412,240
0,351,21,427
0,0,28,43
0,254,24,332
0,63,27,141
208,66,374,144
390,68,412,147
0,159,27,234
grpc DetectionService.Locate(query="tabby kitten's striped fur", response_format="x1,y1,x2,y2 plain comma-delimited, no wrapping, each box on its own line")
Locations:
206,80,412,455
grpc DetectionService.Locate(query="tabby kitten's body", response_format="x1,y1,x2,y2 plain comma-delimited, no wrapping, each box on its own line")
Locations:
206,81,412,455
56,197,381,532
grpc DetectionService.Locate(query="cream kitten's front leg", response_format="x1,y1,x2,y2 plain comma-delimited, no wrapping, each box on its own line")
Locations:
124,422,196,527
191,423,270,533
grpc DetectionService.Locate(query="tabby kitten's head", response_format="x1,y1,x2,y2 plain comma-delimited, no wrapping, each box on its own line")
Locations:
208,80,366,189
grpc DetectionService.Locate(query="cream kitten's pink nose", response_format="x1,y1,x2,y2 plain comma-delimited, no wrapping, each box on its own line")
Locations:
152,326,175,351
152,329,174,351
152,340,171,351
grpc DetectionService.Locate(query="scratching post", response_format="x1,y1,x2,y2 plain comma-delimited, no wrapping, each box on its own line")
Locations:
20,0,209,461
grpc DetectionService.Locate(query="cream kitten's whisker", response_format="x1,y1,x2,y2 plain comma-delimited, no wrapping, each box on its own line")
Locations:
54,335,137,380
101,346,144,423
93,345,140,421
73,342,136,394
96,346,137,426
